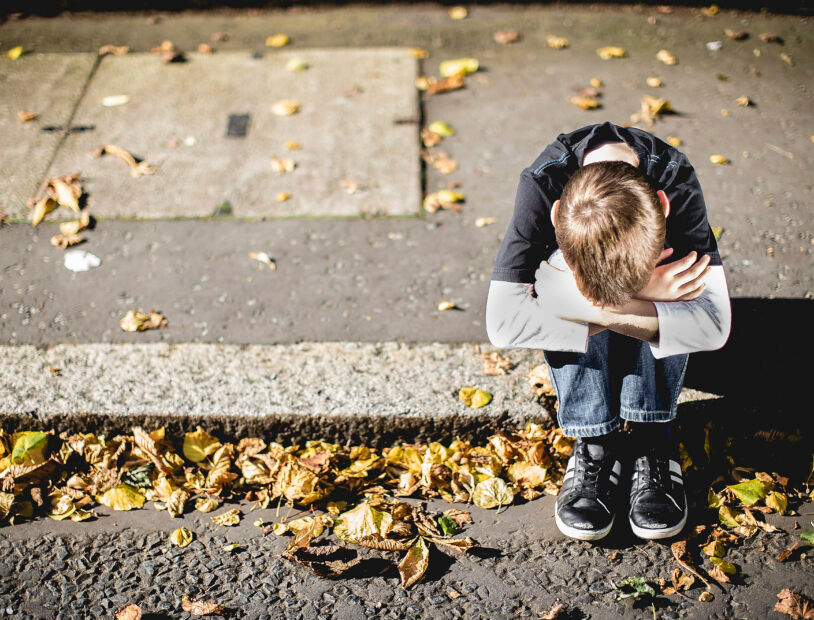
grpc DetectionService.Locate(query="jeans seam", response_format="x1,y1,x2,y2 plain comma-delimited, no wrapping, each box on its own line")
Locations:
560,418,621,438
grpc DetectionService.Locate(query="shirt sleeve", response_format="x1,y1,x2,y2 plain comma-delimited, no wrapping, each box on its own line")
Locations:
485,280,590,352
648,265,731,358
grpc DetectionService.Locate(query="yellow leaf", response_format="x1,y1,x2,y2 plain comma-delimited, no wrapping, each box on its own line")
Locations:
6,46,24,60
458,387,492,408
170,527,194,548
195,497,219,513
589,77,603,88
266,34,290,47
701,4,720,16
765,491,787,514
11,431,48,464
271,100,300,116
437,300,456,311
709,154,730,165
398,536,430,589
211,508,241,526
657,49,677,65
334,502,393,543
409,47,429,59
183,426,221,463
735,96,752,107
667,136,682,147
285,58,308,72
646,76,663,87
712,226,723,241
546,36,569,49
475,217,497,228
709,556,737,575
506,462,548,487
471,477,514,510
120,310,167,332
428,121,455,137
439,58,479,77
596,46,627,60
284,141,301,150
702,540,725,557
448,6,468,20
567,96,600,110
276,192,292,202
97,484,145,511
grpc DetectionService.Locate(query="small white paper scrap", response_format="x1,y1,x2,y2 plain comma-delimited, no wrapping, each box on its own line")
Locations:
64,250,101,272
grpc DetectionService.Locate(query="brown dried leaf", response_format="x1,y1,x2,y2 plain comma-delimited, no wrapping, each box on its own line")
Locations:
725,28,748,40
540,603,565,619
775,589,814,619
45,174,82,212
59,211,91,235
17,110,37,123
120,310,168,332
270,156,296,174
181,598,226,616
493,30,520,45
567,96,600,110
759,33,783,44
271,100,300,116
430,535,477,552
99,45,130,56
398,536,430,589
596,46,627,60
357,533,413,551
777,541,799,563
546,36,569,49
656,49,677,65
211,508,241,526
50,233,84,249
631,95,672,126
479,350,512,376
426,73,465,95
114,603,142,620
90,144,156,177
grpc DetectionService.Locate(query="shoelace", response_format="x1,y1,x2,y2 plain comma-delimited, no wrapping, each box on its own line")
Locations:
572,444,605,499
635,453,670,492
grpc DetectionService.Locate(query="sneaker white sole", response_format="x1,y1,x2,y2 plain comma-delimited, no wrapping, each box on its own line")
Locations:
555,510,614,541
629,511,687,540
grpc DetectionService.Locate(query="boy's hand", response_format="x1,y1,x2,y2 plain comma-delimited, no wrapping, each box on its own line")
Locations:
636,248,711,302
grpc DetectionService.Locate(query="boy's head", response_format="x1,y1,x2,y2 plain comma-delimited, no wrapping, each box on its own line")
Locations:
551,161,668,306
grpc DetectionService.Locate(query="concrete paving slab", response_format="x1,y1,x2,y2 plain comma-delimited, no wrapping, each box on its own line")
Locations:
0,342,555,444
0,53,98,216
39,48,420,219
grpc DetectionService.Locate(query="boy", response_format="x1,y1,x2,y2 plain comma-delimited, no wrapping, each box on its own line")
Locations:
486,122,731,541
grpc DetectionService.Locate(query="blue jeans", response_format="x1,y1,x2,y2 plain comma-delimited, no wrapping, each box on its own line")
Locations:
543,331,688,438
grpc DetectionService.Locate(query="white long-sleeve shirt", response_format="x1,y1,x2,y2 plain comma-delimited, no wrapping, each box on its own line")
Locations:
486,250,731,359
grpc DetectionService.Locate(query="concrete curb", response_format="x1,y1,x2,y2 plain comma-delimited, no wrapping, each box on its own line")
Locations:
0,341,557,445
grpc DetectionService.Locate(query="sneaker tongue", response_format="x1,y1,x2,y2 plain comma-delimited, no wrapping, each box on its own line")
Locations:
582,441,607,460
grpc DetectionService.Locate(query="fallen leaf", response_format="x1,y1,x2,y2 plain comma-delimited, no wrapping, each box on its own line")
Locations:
270,156,296,174
428,121,455,137
271,100,300,116
59,211,91,235
96,484,145,511
266,34,290,47
181,597,226,616
780,53,794,66
702,540,725,557
567,96,601,110
759,33,783,44
699,591,714,602
30,197,58,227
725,28,749,40
709,154,730,165
728,478,767,505
615,576,656,600
459,387,492,409
101,95,130,107
423,190,464,213
493,30,520,45
656,49,677,65
99,45,130,56
170,527,194,547
285,58,309,72
438,301,456,311
120,310,168,332
284,141,301,150
590,77,603,88
249,251,277,270
631,95,672,126
712,226,724,241
667,136,683,147
775,589,814,619
646,76,663,87
183,427,221,463
546,36,569,49
475,217,497,228
211,508,240,526
17,110,37,123
150,40,184,63
479,350,512,375
801,530,814,544
701,4,720,16
276,192,292,202
709,556,737,577
448,6,468,20
410,47,429,58
439,58,479,77
114,604,142,620
6,46,24,60
596,46,626,59
89,144,156,177
417,74,466,95
398,536,430,589
196,497,219,513
471,477,513,510
735,96,752,107
778,541,799,562
50,233,84,249
211,32,230,42
765,490,788,514
197,43,213,54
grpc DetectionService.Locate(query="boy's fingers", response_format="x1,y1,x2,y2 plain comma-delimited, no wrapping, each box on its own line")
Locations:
681,255,711,280
657,247,674,264
677,282,706,301
666,251,698,275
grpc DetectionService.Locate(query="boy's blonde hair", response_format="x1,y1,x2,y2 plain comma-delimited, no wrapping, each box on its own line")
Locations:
555,161,666,306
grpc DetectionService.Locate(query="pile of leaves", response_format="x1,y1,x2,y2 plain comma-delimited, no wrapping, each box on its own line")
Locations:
0,422,573,587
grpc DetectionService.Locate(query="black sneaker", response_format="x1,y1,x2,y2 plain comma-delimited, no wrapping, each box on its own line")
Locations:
555,439,622,541
628,452,687,540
